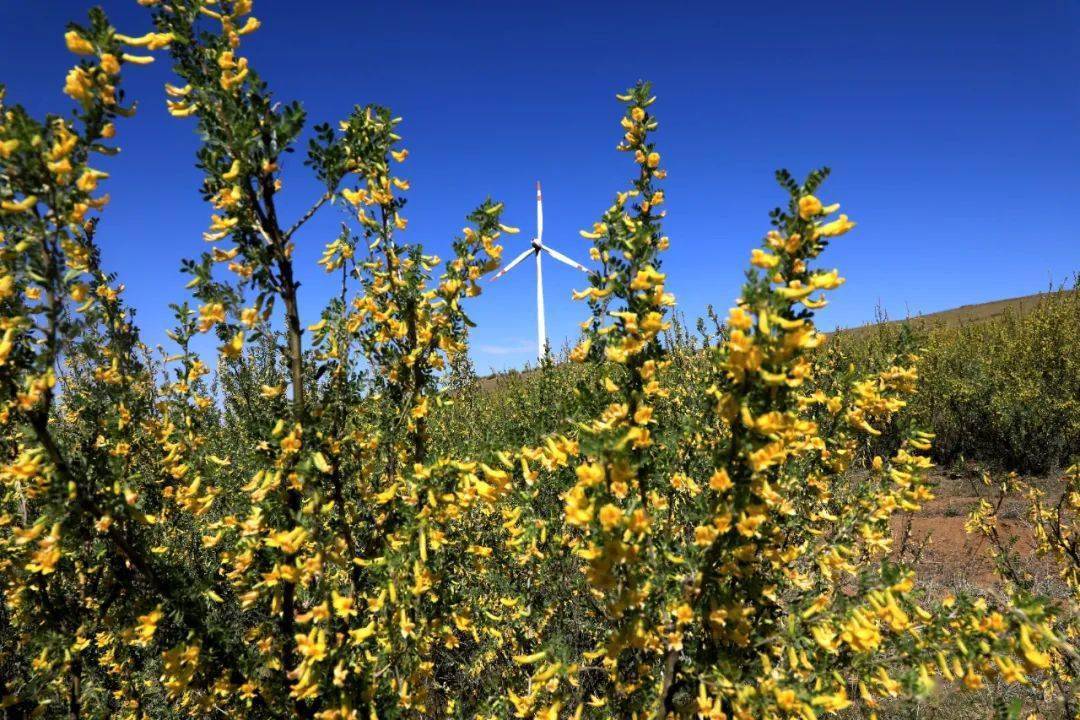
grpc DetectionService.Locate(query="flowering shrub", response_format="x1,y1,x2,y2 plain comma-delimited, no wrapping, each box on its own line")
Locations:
0,3,1073,719
968,465,1079,717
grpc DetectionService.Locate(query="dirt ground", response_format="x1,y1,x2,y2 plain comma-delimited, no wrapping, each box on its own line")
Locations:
890,467,1060,592
875,468,1072,718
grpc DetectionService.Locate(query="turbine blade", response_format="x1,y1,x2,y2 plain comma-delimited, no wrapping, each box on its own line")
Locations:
490,247,535,281
540,244,588,273
536,181,543,243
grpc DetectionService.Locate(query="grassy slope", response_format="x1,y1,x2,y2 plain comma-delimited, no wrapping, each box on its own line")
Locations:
481,288,1076,385
837,289,1075,335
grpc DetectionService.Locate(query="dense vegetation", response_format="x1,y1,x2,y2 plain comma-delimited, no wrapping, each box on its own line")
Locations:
868,289,1079,474
454,286,1080,475
0,3,1075,719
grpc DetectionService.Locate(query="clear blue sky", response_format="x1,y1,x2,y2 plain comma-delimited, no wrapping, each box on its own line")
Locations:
4,1,1078,373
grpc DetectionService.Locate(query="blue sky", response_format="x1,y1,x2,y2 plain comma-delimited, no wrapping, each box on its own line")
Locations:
3,1,1078,373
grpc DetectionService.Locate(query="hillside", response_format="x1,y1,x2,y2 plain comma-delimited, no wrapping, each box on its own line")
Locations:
479,288,1076,386
837,288,1075,335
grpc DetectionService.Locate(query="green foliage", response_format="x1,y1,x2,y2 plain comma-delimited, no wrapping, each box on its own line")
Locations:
827,284,1080,473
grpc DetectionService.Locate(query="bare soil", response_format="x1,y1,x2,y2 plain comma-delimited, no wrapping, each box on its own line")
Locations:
891,468,1062,592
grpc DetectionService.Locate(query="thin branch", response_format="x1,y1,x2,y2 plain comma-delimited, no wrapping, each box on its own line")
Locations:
285,191,331,241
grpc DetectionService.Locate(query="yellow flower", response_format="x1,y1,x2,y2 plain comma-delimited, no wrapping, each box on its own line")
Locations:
76,168,108,192
569,339,592,363
751,248,779,269
135,607,163,646
294,627,327,661
811,269,845,290
115,31,173,49
564,485,593,527
222,159,241,181
629,266,665,291
811,688,851,712
197,303,225,332
994,655,1027,684
1,196,37,214
236,17,261,36
817,214,856,238
167,101,197,118
64,67,94,104
513,650,547,665
798,194,823,219
100,53,122,75
727,306,753,331
812,624,839,652
47,157,73,178
605,345,628,364
349,621,376,644
341,187,365,206
1019,625,1051,669
708,468,733,492
266,526,308,555
576,463,605,487
775,688,799,711
65,31,94,55
840,612,882,652
165,83,191,98
736,510,765,537
598,503,624,531
332,591,357,619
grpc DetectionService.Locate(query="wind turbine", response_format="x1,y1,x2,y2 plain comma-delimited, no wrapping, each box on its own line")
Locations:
491,181,589,362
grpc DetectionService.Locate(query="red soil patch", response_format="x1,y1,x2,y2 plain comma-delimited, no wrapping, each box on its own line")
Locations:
889,470,1056,591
